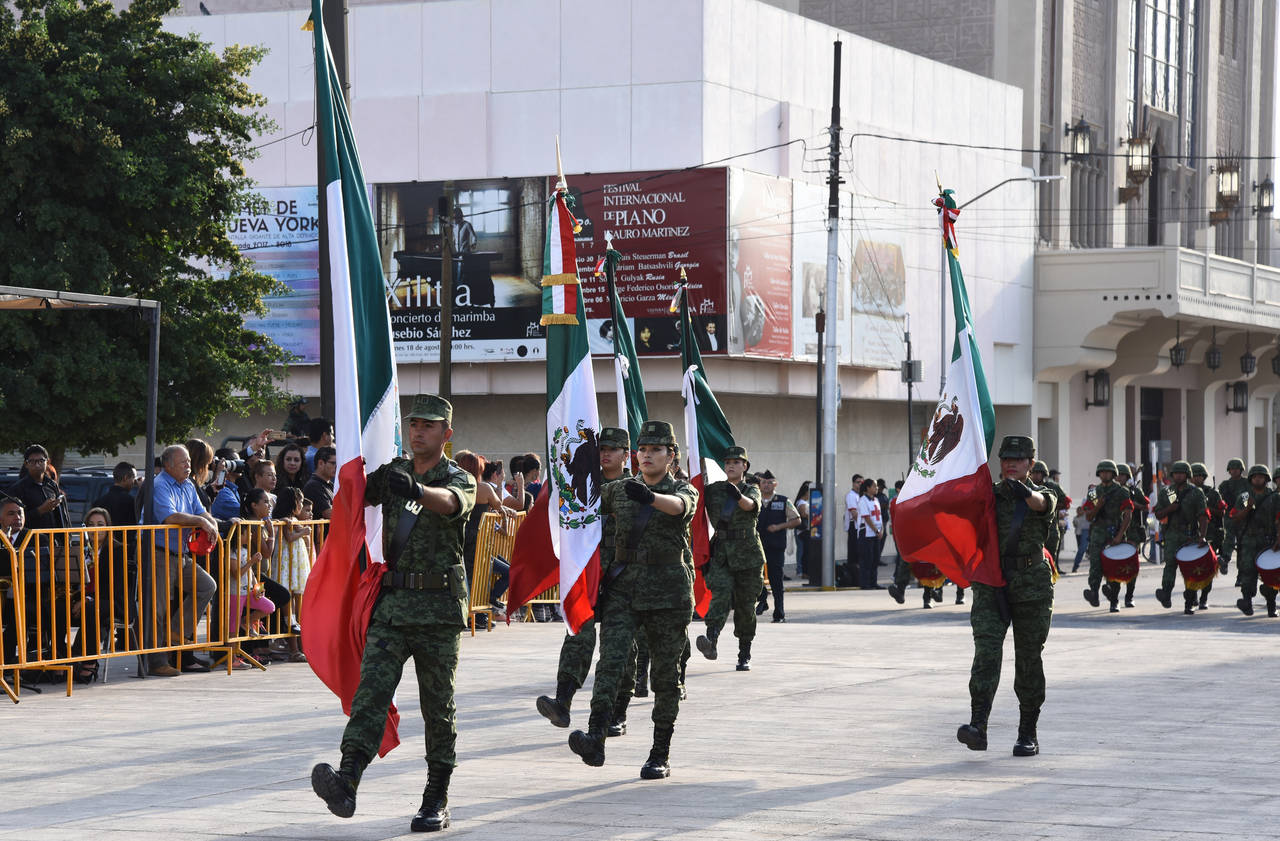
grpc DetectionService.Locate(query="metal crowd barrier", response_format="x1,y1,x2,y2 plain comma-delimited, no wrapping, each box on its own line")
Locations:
469,510,524,635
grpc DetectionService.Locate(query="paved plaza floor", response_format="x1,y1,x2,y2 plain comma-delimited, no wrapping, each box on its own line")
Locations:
2,569,1278,840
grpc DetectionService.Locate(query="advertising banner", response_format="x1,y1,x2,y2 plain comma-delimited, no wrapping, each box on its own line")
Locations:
849,230,907,370
229,186,321,364
790,182,850,363
374,178,547,363
567,168,729,357
728,170,792,358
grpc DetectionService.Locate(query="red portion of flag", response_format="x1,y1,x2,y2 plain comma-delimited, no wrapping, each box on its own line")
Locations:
506,484,557,623
561,549,600,632
889,466,1003,588
301,458,400,757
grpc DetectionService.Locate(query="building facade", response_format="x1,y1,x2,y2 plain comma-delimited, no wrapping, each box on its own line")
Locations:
800,0,1280,491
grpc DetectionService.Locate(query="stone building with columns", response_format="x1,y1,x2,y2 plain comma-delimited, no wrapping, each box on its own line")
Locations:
803,0,1280,490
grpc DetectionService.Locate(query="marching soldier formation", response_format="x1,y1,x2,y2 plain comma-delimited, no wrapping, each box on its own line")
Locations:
306,395,1280,833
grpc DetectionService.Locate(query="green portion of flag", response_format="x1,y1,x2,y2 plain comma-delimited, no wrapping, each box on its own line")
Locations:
606,248,648,447
678,283,734,463
947,250,995,456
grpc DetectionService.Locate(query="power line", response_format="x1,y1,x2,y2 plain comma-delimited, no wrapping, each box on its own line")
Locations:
847,130,1280,164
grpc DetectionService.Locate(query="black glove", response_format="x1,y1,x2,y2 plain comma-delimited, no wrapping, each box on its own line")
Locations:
725,482,743,501
389,469,425,501
1006,478,1032,500
623,479,656,505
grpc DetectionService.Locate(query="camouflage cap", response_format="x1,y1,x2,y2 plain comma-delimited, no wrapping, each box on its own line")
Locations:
1169,460,1191,476
1095,459,1118,477
1248,463,1271,480
1227,457,1246,472
1030,460,1049,476
636,419,676,447
407,393,452,424
1191,462,1209,478
997,435,1035,459
1116,462,1132,477
724,445,750,466
598,427,630,449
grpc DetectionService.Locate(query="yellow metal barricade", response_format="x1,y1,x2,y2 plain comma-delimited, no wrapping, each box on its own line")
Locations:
469,510,524,634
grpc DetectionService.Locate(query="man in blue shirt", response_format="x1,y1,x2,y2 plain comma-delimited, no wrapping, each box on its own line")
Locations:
143,444,219,677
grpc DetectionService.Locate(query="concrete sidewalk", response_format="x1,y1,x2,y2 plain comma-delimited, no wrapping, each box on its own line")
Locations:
2,575,1277,840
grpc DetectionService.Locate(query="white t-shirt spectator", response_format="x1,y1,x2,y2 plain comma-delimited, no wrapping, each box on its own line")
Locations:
857,494,883,537
845,489,859,532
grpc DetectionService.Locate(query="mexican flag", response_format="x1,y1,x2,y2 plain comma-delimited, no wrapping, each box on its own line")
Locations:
889,190,1002,588
506,167,603,633
676,273,734,613
300,0,402,757
604,246,648,445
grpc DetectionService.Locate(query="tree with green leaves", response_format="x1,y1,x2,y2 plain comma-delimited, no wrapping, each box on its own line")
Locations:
0,0,291,466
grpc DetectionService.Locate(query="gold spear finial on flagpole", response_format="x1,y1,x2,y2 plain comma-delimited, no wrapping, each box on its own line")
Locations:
555,135,567,190
934,169,943,195
605,230,614,250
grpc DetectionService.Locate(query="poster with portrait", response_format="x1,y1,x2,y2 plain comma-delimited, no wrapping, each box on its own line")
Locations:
849,232,907,370
727,170,792,358
789,182,853,362
373,178,547,363
567,168,729,356
228,186,321,364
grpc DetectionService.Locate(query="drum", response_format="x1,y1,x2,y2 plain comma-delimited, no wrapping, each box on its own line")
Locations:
909,561,946,589
1101,542,1140,583
1256,549,1280,589
1175,543,1218,591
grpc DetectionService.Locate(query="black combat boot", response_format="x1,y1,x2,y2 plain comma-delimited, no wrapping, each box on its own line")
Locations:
955,587,965,605
568,711,607,767
1124,581,1135,608
536,678,576,728
410,761,452,832
633,649,650,697
956,701,990,751
736,638,752,672
607,693,630,737
1083,587,1100,607
932,587,943,603
1263,586,1278,618
921,588,932,609
1199,583,1211,610
1155,587,1172,608
696,627,719,660
311,750,368,819
1183,591,1196,615
1237,592,1255,615
1012,708,1039,756
887,583,906,604
678,654,688,700
640,724,674,779
1102,581,1120,613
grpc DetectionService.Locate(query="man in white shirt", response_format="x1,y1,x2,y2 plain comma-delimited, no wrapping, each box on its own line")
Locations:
844,474,863,585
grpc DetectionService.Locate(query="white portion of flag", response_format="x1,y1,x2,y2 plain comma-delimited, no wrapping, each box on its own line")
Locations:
545,354,601,597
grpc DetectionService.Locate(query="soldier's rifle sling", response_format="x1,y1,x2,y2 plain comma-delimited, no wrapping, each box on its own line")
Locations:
385,473,452,568
994,496,1030,625
602,493,657,593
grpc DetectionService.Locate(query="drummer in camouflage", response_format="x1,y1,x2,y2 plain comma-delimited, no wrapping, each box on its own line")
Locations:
1116,463,1148,608
1217,458,1249,577
1029,461,1070,565
957,435,1056,758
1228,464,1280,616
1153,460,1209,615
1190,463,1224,610
1081,460,1133,608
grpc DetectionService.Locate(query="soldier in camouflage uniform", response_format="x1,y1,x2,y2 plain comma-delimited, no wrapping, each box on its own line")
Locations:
1191,463,1224,610
1029,461,1070,565
1152,460,1209,615
1229,464,1280,616
695,445,764,671
569,420,698,779
1217,458,1248,577
956,435,1056,757
1116,463,1148,608
1081,460,1134,608
536,427,642,735
311,394,477,833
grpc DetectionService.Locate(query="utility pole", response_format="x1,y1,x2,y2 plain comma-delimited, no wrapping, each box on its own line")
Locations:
438,189,454,400
821,40,842,590
317,0,348,421
902,319,922,466
814,307,824,582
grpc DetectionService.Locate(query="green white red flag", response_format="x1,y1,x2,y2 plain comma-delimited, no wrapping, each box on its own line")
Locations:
889,189,1002,588
603,243,649,445
676,271,734,613
301,0,401,756
507,166,603,633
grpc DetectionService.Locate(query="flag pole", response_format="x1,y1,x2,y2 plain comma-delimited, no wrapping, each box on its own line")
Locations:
935,171,948,398
605,230,627,430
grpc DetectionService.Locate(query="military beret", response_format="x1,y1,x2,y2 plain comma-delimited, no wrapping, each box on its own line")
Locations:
636,420,676,447
997,435,1035,459
407,393,452,424
598,427,630,450
757,469,775,480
